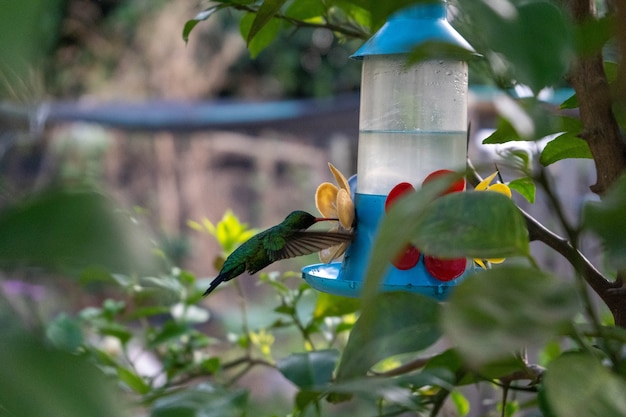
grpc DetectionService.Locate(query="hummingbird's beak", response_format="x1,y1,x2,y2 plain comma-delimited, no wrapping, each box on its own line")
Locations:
315,217,339,222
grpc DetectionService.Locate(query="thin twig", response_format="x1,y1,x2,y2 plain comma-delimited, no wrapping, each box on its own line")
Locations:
227,4,370,40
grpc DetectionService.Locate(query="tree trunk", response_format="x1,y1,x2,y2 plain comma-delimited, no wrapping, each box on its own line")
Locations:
565,0,626,325
566,0,626,195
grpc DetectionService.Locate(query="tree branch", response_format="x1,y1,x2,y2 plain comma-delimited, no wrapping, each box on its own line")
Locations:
466,162,615,304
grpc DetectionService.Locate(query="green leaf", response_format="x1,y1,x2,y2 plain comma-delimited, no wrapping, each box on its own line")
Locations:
540,133,592,166
442,266,579,367
559,93,578,110
336,292,440,380
0,332,129,417
128,306,171,319
117,367,150,395
499,148,533,175
407,41,477,64
182,7,219,44
98,324,133,345
151,383,247,417
411,191,529,259
508,177,536,203
483,98,576,144
369,0,429,32
200,357,221,373
333,0,370,32
285,0,326,20
149,320,189,347
313,292,360,319
79,266,115,284
482,116,520,144
0,189,154,275
141,275,185,294
604,61,619,82
544,353,626,417
328,368,454,407
424,349,463,376
451,391,470,417
574,15,616,56
46,313,84,352
240,13,281,58
246,0,286,45
295,390,321,411
461,0,574,93
278,349,339,389
582,174,626,269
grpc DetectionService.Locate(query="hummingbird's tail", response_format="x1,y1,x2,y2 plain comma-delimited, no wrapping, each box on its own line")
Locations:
203,274,225,296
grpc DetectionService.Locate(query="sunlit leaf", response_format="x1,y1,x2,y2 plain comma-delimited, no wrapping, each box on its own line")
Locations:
313,292,360,319
582,174,626,269
246,0,287,45
544,353,626,417
451,390,470,417
278,349,339,389
285,0,326,20
336,292,440,380
540,133,592,166
508,177,536,203
442,266,579,367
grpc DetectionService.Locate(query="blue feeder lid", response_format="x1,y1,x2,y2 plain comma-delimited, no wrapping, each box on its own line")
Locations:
351,1,475,59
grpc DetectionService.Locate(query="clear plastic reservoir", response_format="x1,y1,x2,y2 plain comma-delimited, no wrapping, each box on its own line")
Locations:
357,56,468,195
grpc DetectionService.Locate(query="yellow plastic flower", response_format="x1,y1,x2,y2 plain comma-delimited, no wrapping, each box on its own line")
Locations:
474,172,512,269
315,163,355,263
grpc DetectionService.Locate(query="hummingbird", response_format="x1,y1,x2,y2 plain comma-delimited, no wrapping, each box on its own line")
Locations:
203,210,353,295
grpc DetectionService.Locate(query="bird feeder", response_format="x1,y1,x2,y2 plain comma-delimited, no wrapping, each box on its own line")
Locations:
302,1,476,300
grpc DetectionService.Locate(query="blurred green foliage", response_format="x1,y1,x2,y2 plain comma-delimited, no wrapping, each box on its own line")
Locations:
1,0,626,416
0,0,64,98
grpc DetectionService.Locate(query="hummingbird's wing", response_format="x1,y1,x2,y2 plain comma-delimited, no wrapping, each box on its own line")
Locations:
267,231,353,262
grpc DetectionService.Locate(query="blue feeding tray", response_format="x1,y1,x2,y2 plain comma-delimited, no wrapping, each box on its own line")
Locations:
302,262,472,300
302,192,474,300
